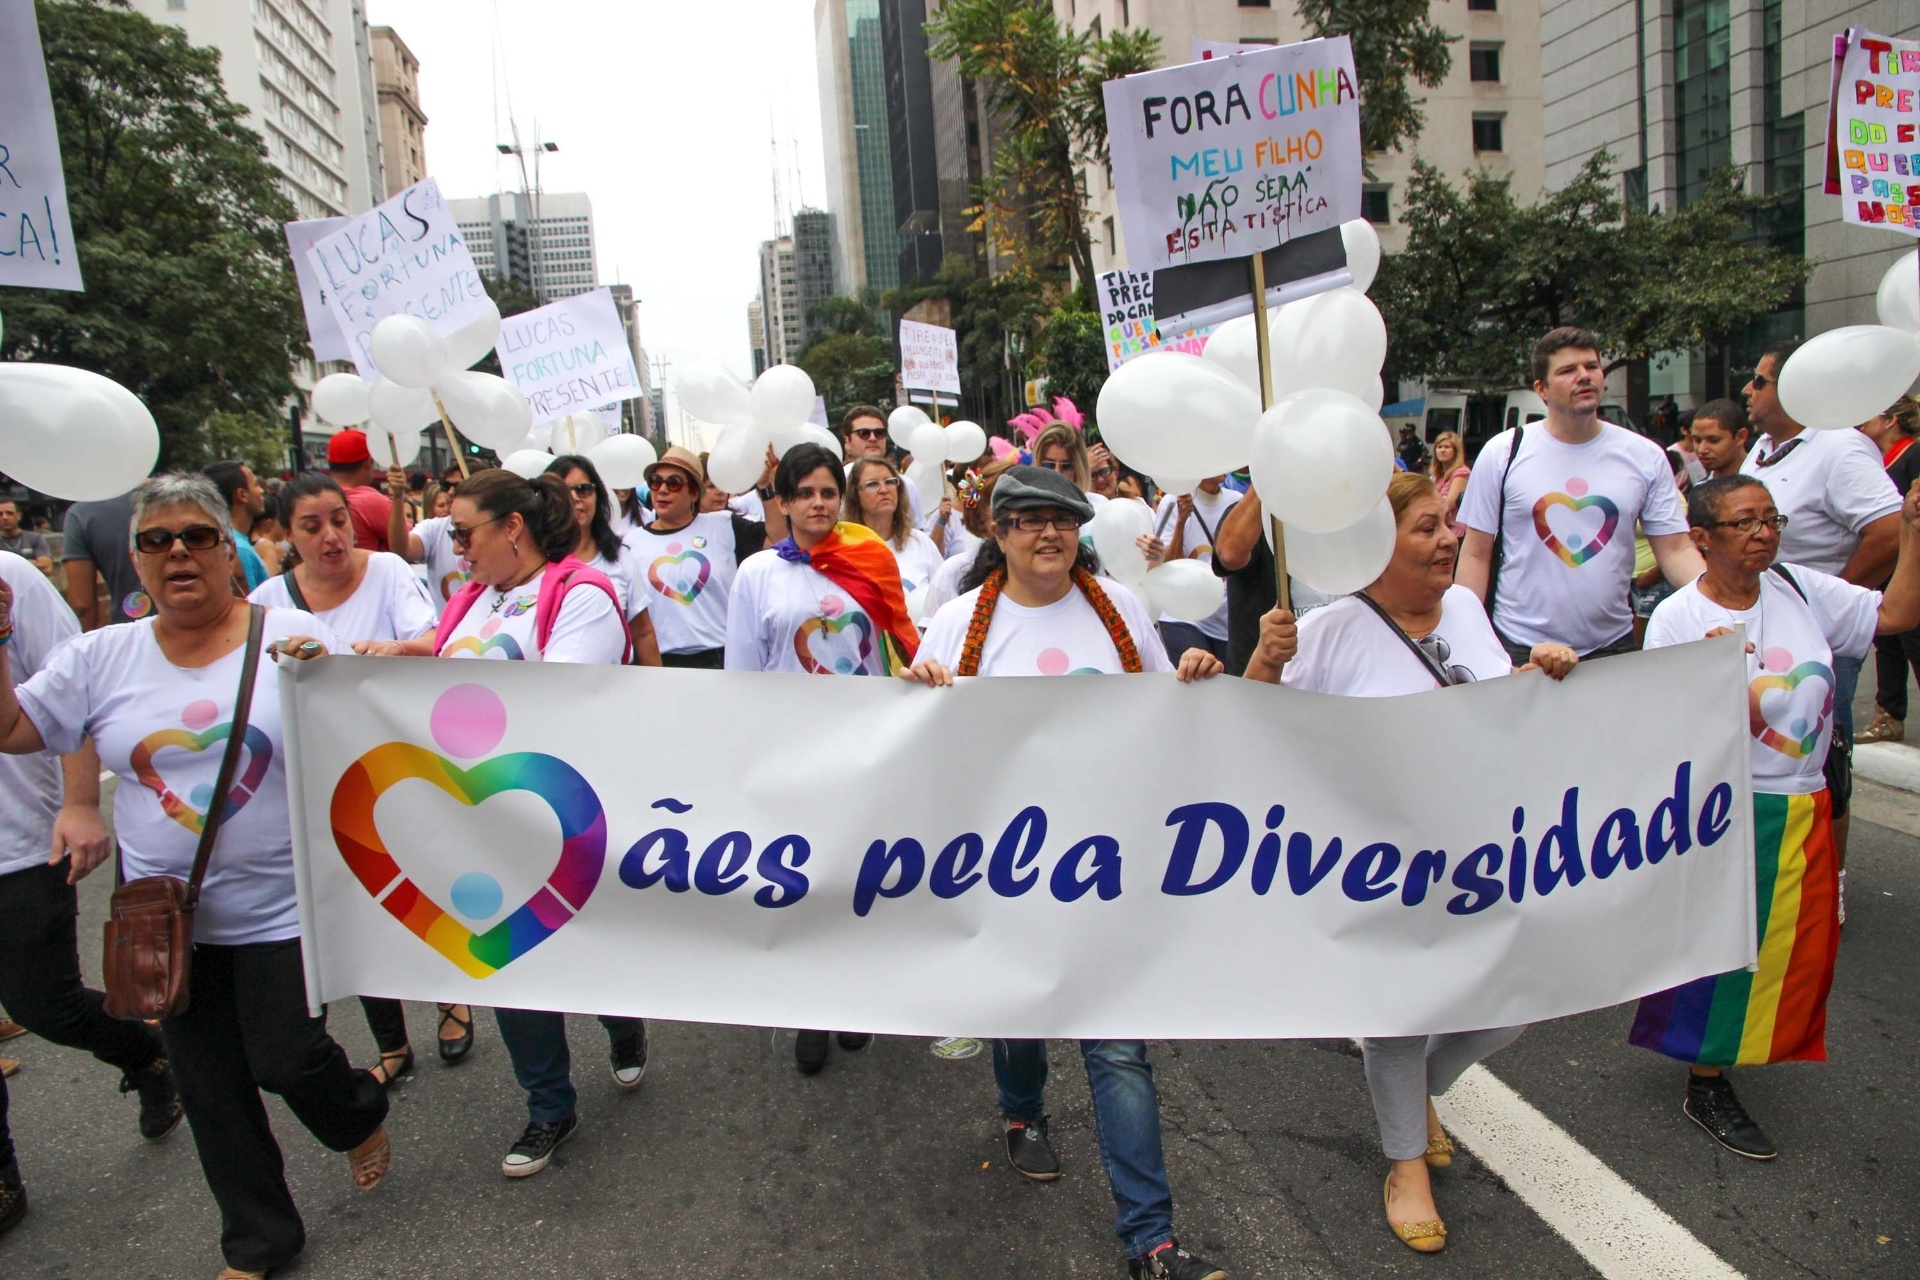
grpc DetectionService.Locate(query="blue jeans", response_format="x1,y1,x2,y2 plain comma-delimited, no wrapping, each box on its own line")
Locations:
993,1039,1174,1258
494,1010,641,1124
1833,653,1865,738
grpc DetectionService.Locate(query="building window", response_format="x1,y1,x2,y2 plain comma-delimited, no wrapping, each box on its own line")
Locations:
1469,44,1501,83
1240,36,1278,45
1089,15,1100,37
1471,114,1504,152
1119,0,1129,27
1467,0,1496,9
1104,216,1116,256
1361,186,1391,225
1673,0,1732,207
1238,0,1271,7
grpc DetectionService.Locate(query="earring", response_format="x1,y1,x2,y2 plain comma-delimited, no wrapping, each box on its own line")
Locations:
510,539,519,555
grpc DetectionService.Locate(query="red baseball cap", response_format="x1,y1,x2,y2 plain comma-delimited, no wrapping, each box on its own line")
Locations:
327,428,370,466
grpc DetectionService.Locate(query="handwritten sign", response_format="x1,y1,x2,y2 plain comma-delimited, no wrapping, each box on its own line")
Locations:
1098,268,1213,370
899,318,961,395
1829,29,1920,234
0,0,82,291
1103,37,1362,272
495,287,641,423
283,217,352,363
304,178,492,378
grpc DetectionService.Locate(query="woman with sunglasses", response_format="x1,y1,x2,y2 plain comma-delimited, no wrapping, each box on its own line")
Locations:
545,454,663,666
1243,472,1577,1254
844,456,944,604
0,474,388,1280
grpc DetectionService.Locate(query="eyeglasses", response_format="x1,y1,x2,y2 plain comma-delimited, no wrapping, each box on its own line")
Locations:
1700,514,1789,535
649,472,690,493
1037,459,1074,473
850,427,888,441
567,482,597,498
133,525,226,555
1090,466,1116,482
858,477,902,493
1003,512,1084,534
449,515,504,550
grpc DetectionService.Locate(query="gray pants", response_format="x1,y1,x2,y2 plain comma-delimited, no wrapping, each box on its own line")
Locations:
1362,1027,1526,1160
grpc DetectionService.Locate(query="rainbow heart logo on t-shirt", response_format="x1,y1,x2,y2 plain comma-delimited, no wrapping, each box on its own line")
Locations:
795,604,875,675
442,617,524,661
1532,479,1620,567
648,544,712,605
132,700,273,835
1750,650,1835,760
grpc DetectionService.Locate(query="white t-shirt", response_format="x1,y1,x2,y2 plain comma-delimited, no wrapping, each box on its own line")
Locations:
888,528,945,597
1645,566,1879,794
579,548,651,623
1154,488,1243,637
1744,429,1901,576
919,576,1174,675
248,551,437,644
923,551,974,622
0,550,80,877
437,574,627,664
16,608,346,944
729,491,765,522
941,519,983,563
624,512,761,654
1281,586,1513,695
414,516,474,613
725,550,896,675
1458,422,1688,651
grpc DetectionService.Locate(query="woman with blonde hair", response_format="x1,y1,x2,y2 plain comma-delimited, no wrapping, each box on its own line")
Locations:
1427,431,1470,536
844,455,944,599
1032,421,1096,496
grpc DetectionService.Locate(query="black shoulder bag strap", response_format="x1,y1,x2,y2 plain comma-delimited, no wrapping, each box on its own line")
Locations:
183,604,265,908
1486,426,1526,617
1353,591,1452,688
1768,563,1808,603
279,565,310,613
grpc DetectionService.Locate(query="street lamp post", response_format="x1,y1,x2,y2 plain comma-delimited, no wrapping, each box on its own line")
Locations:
496,133,560,302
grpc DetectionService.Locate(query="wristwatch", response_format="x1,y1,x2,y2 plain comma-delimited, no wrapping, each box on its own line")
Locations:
756,485,775,500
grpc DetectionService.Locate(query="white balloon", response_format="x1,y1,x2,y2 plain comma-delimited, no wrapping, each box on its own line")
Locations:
1340,219,1382,294
311,372,372,426
1777,326,1920,432
678,360,753,426
1144,559,1225,621
909,421,949,466
1249,389,1396,533
501,449,553,480
366,426,423,470
1087,496,1155,587
548,411,611,456
1273,288,1387,393
367,377,439,434
906,455,946,503
1096,351,1261,478
1198,313,1272,399
1154,475,1203,497
944,420,988,463
1287,361,1384,409
766,418,810,457
751,364,817,434
436,371,531,451
706,426,767,494
888,404,931,450
1877,250,1920,334
445,301,503,370
590,435,659,488
0,364,158,501
1285,495,1396,594
367,314,451,388
799,422,843,459
509,431,546,456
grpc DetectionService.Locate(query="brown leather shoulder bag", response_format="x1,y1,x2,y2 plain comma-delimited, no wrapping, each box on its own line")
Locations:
103,604,265,1021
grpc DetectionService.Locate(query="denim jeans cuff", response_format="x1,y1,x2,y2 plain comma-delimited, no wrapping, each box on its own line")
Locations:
1124,1231,1177,1262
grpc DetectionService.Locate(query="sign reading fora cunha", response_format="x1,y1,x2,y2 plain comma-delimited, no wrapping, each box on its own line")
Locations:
495,287,641,423
1103,37,1362,272
0,0,83,292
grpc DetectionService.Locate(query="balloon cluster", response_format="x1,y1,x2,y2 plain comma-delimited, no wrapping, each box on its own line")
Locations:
1095,220,1398,596
0,309,161,501
1774,251,1920,432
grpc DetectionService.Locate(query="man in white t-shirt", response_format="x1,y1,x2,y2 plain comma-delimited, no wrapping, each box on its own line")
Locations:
1457,326,1704,662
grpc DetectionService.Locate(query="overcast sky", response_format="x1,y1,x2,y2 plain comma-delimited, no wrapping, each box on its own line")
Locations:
367,0,827,399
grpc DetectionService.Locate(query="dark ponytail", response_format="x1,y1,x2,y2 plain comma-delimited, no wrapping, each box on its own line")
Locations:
455,469,577,563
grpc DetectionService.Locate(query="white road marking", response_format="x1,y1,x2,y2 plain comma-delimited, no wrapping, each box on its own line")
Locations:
1436,1065,1746,1280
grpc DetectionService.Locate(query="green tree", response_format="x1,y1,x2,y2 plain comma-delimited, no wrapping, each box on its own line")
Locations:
1033,308,1107,419
806,290,885,341
1296,0,1455,158
201,410,292,475
882,255,1050,429
470,273,544,378
1376,153,1812,392
927,0,1158,302
3,0,306,470
799,332,897,427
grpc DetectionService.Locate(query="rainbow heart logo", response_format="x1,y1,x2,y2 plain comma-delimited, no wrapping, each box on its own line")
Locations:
442,618,524,661
1532,479,1619,567
648,545,712,605
795,610,875,675
329,684,605,978
1750,654,1834,760
132,700,272,835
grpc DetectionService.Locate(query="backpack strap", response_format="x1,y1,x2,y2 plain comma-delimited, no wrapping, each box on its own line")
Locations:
431,580,489,656
533,557,633,664
1486,425,1525,617
278,566,310,614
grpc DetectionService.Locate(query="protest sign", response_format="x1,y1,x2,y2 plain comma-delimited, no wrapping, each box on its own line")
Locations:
1104,38,1362,272
899,318,961,395
283,218,353,363
1827,29,1919,234
0,0,82,291
305,177,492,378
1098,268,1214,369
495,287,641,423
286,636,1755,1040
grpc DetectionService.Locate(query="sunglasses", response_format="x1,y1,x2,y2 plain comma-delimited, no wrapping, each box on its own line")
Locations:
1747,373,1772,390
1037,459,1074,473
648,472,690,493
133,525,226,555
567,482,597,498
849,427,888,442
449,515,503,550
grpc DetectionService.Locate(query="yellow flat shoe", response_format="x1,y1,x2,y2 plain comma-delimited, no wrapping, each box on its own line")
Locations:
1424,1131,1454,1169
1385,1175,1448,1254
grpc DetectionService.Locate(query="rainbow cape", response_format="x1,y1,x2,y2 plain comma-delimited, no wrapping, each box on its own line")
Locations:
774,522,920,673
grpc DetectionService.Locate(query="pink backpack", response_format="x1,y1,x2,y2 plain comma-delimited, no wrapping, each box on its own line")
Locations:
433,556,633,664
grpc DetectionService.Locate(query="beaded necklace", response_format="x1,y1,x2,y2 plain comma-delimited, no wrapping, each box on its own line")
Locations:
956,565,1143,677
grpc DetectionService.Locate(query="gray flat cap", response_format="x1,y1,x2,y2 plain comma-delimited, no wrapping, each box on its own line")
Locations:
991,464,1095,524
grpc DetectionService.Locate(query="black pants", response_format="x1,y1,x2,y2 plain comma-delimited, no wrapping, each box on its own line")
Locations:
358,996,410,1055
161,939,387,1274
0,860,161,1076
0,1059,11,1170
661,647,725,669
1872,628,1920,721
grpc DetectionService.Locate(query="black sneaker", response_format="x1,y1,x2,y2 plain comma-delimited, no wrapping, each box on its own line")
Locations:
609,1023,648,1091
795,1029,829,1075
1128,1239,1227,1280
1684,1073,1777,1160
836,1032,872,1051
1004,1116,1061,1181
501,1114,579,1178
121,1057,184,1142
0,1157,24,1238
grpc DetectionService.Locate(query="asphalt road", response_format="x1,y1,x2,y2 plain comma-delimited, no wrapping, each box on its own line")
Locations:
1,778,1914,1280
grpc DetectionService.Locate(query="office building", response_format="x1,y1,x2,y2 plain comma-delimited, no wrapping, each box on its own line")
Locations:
792,209,839,349
371,26,426,198
816,0,903,291
759,236,804,366
449,190,600,304
749,299,770,376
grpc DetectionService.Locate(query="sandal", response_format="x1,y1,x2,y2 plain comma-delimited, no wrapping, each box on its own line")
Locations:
367,1046,414,1088
437,1004,475,1065
1385,1174,1447,1253
348,1127,390,1191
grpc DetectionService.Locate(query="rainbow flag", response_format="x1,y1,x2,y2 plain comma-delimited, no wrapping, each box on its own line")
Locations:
1629,789,1839,1067
773,522,920,673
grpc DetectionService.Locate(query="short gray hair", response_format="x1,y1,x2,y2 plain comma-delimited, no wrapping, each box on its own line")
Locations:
128,474,232,548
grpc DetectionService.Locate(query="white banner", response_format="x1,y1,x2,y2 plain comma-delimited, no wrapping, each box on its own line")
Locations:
1104,37,1363,272
899,318,961,395
285,638,1756,1039
495,287,642,423
283,217,352,363
1828,29,1919,235
304,177,492,378
0,0,82,292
